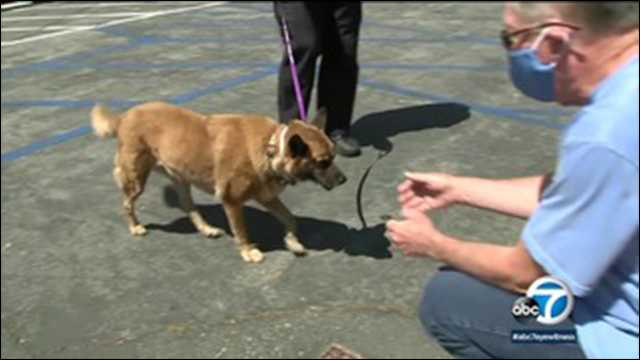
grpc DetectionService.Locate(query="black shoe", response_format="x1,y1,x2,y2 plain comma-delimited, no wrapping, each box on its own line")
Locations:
330,130,361,157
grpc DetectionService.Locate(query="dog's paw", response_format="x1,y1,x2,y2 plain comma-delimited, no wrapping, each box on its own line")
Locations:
240,248,264,263
130,224,148,236
200,226,224,238
285,236,307,255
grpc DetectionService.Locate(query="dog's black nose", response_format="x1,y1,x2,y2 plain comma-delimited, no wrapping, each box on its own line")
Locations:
337,173,347,185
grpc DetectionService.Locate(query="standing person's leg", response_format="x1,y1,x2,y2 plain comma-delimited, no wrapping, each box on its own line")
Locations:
318,1,362,156
420,268,586,359
274,2,324,124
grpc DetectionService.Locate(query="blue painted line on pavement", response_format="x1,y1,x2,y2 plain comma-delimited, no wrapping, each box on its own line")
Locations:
1,67,278,167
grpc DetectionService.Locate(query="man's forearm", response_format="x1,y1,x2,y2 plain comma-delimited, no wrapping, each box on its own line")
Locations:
435,235,545,294
452,175,551,218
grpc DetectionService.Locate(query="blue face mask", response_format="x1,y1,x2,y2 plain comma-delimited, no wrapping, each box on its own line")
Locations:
508,29,556,102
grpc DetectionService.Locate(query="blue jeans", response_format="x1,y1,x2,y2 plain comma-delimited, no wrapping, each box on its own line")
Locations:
419,268,586,359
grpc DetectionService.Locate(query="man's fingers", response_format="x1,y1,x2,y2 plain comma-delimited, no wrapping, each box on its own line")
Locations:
398,193,421,204
397,180,413,193
397,191,414,204
397,187,410,197
401,207,426,220
384,225,400,246
386,220,409,242
405,172,436,184
418,202,434,212
403,197,424,209
385,220,400,232
398,182,421,198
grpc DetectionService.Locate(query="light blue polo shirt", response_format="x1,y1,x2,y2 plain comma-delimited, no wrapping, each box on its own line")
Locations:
523,55,639,359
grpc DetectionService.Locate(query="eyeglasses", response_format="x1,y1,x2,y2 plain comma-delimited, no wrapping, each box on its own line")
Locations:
501,21,580,49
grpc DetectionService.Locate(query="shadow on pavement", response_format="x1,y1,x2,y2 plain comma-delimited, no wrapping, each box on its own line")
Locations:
352,102,471,152
147,187,392,259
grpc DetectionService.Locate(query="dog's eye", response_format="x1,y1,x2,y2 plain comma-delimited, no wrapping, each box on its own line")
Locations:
317,160,332,169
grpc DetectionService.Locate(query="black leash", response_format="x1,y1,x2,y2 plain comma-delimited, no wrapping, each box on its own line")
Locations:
356,149,391,229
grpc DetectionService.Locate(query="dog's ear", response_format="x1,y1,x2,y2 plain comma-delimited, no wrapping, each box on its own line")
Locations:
311,107,327,130
289,134,309,158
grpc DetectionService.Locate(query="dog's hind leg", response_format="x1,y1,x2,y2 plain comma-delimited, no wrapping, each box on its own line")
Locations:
171,181,224,238
114,151,153,236
258,197,306,256
222,201,264,263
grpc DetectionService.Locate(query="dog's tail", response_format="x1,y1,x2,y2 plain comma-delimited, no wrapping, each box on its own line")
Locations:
91,104,121,138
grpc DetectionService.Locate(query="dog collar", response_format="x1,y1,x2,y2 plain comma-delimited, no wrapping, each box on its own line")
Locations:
266,124,293,186
266,124,289,160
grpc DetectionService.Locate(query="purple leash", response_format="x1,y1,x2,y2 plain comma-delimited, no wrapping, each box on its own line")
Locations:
280,14,389,230
281,17,307,121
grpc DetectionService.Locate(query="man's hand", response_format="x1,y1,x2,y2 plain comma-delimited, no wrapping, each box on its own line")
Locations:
397,172,459,212
385,207,451,260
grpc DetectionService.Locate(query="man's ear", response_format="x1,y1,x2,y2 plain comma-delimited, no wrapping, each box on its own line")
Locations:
289,134,309,158
311,107,327,130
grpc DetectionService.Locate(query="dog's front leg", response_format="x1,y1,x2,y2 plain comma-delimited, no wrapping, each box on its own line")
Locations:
259,197,306,256
222,201,264,263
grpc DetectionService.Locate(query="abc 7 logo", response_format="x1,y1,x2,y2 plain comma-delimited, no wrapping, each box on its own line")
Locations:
511,276,574,325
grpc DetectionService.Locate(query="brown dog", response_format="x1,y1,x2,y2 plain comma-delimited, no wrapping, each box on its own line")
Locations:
91,102,346,263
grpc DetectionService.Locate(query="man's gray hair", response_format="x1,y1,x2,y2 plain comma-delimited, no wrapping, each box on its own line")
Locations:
511,2,639,34
508,2,557,25
561,2,639,34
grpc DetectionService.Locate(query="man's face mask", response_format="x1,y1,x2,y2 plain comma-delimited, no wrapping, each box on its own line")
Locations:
508,28,558,102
